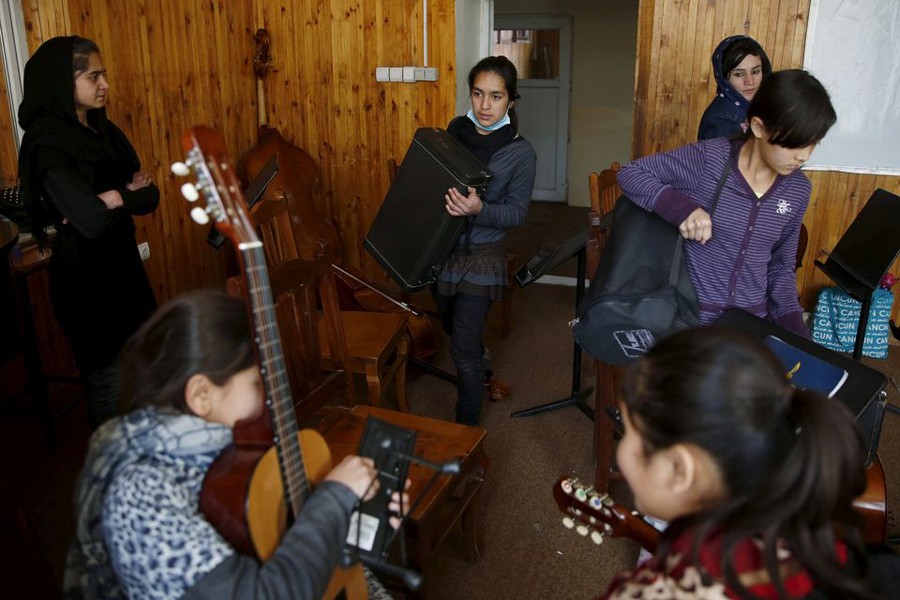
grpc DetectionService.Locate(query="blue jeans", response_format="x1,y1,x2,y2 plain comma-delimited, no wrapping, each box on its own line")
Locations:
433,291,492,425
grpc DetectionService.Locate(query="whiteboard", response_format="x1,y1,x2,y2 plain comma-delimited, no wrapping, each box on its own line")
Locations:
802,0,900,175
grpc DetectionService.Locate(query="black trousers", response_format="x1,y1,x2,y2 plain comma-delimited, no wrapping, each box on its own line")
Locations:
432,290,492,425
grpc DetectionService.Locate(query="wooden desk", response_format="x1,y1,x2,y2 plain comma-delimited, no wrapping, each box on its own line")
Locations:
316,406,489,576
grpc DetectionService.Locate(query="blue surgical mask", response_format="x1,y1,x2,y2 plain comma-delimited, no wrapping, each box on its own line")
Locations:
466,109,510,132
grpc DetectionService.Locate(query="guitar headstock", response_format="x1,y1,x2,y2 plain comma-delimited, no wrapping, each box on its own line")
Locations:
253,29,272,79
552,476,659,553
171,126,259,247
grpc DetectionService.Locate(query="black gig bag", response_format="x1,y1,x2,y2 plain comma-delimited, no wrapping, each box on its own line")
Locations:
573,154,732,364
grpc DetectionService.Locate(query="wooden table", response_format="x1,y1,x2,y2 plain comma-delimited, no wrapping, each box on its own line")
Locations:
316,405,489,580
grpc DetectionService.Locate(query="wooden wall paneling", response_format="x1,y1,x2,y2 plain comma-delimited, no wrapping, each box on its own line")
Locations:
256,0,339,257
18,0,259,305
251,0,455,281
423,0,452,135
20,0,70,50
357,0,387,275
125,0,255,302
331,0,364,267
0,54,18,184
631,0,656,160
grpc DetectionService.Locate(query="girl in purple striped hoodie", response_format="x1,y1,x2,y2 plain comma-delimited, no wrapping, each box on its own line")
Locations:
617,70,836,338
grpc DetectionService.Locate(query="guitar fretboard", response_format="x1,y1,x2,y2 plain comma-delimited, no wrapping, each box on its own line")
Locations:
242,242,310,517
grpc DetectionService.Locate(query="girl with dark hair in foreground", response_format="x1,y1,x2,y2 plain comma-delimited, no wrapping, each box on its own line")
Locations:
65,290,407,599
601,327,885,598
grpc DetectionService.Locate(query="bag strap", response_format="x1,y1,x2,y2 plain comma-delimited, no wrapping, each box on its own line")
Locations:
670,144,735,285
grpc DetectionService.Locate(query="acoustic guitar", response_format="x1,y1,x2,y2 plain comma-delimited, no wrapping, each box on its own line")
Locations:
173,126,367,599
552,476,660,553
554,456,888,554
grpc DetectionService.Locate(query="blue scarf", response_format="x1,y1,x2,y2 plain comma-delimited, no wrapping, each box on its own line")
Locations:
63,407,232,599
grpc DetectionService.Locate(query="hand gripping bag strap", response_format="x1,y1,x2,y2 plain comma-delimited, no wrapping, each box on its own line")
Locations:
668,153,732,286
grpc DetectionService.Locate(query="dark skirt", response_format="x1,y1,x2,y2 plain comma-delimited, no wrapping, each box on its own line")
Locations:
435,241,507,302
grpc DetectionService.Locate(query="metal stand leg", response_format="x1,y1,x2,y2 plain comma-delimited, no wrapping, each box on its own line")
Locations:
852,292,873,361
511,246,594,421
409,356,457,385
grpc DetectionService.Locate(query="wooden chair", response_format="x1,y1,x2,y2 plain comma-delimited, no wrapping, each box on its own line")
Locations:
588,161,621,217
315,244,410,412
250,194,411,411
586,162,625,493
586,162,621,279
226,253,355,424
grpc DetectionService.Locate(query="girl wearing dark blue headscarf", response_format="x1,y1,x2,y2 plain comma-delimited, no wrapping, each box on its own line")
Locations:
698,35,772,140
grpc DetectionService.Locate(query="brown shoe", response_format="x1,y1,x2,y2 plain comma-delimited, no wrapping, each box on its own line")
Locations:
487,379,511,401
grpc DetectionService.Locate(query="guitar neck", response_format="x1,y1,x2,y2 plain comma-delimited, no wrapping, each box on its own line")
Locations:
242,243,309,516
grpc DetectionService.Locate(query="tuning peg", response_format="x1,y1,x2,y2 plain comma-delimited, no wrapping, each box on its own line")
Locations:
575,525,589,537
181,182,200,202
562,517,575,529
590,531,604,545
190,206,210,225
170,161,191,176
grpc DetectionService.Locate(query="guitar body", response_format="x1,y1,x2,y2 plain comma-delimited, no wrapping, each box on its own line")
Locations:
201,429,367,599
853,455,887,545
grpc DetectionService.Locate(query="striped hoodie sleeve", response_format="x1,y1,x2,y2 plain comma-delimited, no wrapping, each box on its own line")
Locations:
616,139,730,227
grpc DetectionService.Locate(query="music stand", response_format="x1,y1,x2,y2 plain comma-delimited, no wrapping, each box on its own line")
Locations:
814,188,900,361
511,229,595,420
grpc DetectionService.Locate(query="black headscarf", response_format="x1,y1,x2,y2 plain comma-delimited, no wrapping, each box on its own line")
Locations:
447,115,517,166
17,36,139,242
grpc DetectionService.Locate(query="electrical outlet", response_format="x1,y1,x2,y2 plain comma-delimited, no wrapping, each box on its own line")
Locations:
375,67,389,82
402,66,416,83
414,67,426,81
424,67,438,81
388,67,403,82
138,242,150,261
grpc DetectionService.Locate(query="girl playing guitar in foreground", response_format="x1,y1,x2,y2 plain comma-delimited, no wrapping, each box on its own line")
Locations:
64,290,407,599
601,327,896,599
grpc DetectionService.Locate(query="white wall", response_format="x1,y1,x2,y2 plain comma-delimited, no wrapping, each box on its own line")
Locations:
494,0,638,207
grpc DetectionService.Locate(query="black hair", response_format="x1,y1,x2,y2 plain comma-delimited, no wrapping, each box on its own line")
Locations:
623,327,873,598
467,56,520,127
747,69,837,148
120,289,256,413
71,36,100,75
722,37,771,79
468,55,520,100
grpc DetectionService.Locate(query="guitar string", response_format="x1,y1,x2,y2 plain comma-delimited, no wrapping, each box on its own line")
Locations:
247,228,309,518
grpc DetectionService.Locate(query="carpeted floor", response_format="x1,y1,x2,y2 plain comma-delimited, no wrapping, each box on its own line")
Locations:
395,201,900,599
1,201,898,599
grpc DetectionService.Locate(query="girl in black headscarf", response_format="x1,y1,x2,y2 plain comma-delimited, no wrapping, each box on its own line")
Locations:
18,36,159,428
